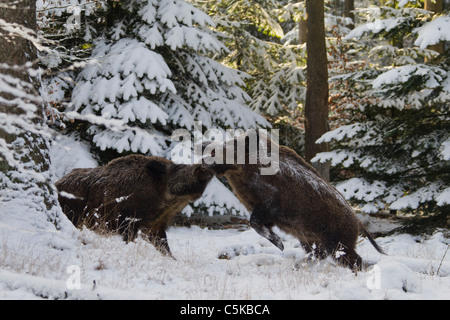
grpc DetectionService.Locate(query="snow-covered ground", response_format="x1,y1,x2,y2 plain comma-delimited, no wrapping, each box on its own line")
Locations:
1,224,449,300
0,135,449,300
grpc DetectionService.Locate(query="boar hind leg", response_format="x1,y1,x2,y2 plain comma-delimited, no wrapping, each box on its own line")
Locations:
301,242,327,261
250,205,284,251
252,222,284,252
122,224,139,244
332,245,363,272
146,228,174,258
141,228,175,259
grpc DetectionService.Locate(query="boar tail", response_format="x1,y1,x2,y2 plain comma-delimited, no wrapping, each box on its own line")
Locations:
361,225,386,255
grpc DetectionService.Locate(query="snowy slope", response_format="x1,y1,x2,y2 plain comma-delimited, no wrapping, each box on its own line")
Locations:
0,135,449,300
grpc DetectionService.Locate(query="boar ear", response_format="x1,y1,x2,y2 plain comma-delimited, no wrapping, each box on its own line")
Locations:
146,160,166,177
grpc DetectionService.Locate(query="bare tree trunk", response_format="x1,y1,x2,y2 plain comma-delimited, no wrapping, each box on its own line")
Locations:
425,0,443,11
298,18,307,45
305,0,330,181
344,0,355,29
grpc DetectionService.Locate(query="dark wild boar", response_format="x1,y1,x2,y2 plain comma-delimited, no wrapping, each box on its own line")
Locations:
203,131,384,271
56,154,214,256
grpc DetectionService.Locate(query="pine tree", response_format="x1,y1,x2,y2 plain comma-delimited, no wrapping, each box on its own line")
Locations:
190,0,311,156
49,0,270,218
192,1,305,115
312,0,450,216
70,0,267,156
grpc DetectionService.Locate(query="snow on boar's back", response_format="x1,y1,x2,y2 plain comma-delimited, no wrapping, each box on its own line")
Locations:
203,131,384,271
55,154,214,256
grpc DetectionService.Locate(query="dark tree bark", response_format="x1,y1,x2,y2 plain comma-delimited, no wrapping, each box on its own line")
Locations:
344,0,355,29
0,0,39,172
0,0,37,87
425,0,443,11
298,18,307,45
304,0,330,181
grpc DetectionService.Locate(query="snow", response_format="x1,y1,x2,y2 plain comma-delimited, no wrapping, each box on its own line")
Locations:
345,18,400,40
398,0,412,7
441,137,450,161
0,135,449,300
159,0,214,28
414,16,450,49
334,178,388,214
372,64,445,90
436,187,450,206
1,223,449,300
66,0,267,157
316,123,364,144
49,133,97,178
389,182,450,211
187,177,250,217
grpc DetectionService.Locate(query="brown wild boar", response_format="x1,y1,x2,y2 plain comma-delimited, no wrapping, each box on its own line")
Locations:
56,154,214,256
202,131,384,271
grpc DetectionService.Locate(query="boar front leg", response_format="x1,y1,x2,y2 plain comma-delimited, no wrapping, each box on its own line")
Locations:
250,205,284,251
141,226,175,259
150,230,174,258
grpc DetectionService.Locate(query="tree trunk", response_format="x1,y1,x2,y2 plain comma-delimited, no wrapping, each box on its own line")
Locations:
425,0,443,11
344,0,355,29
298,18,307,45
0,0,37,83
0,0,39,171
304,0,330,181
0,0,62,227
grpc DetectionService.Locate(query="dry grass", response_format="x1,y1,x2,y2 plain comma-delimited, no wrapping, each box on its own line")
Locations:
0,230,70,278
